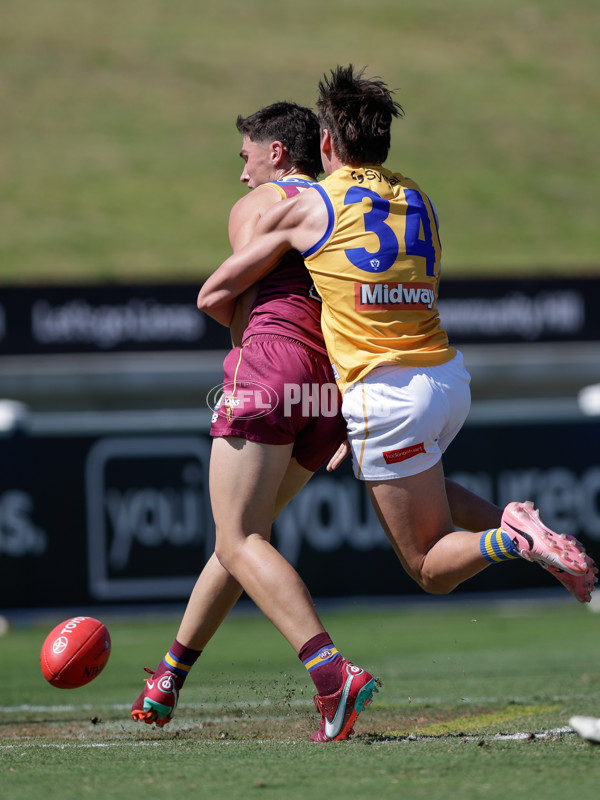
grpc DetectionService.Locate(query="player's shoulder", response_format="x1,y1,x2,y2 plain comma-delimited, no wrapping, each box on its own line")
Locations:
229,183,282,219
237,182,284,206
259,183,323,235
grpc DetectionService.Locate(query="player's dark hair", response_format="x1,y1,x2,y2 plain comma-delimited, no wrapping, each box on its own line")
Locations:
236,102,322,179
317,65,404,165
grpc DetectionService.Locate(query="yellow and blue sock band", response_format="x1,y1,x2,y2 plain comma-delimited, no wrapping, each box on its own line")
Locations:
163,649,195,676
303,647,340,673
480,527,519,563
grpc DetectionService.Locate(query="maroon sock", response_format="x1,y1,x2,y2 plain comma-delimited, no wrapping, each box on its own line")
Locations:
299,632,343,696
153,639,202,689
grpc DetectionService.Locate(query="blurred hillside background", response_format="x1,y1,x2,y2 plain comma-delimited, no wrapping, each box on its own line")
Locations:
2,0,599,285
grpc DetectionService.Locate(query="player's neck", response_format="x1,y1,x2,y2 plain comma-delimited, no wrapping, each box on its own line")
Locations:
277,166,309,181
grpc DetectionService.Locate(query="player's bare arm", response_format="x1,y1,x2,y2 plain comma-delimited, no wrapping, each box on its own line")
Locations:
264,187,329,254
198,184,285,329
197,230,290,324
228,183,283,251
198,189,327,321
197,190,325,322
227,185,282,343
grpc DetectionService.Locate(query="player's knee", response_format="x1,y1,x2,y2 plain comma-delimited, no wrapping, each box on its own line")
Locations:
411,566,456,595
214,537,234,572
214,530,259,573
420,577,455,595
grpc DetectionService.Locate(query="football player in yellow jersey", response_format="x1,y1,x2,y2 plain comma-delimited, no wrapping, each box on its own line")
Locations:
199,66,597,618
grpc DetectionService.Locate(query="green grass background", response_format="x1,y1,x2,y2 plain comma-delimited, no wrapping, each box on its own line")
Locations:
2,601,600,799
2,0,599,284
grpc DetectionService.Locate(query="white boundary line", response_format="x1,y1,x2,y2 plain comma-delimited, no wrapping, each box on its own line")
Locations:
0,692,579,714
0,727,577,750
0,699,581,749
0,700,314,713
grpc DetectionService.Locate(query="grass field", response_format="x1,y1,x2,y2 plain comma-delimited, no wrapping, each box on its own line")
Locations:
2,0,599,283
2,599,600,799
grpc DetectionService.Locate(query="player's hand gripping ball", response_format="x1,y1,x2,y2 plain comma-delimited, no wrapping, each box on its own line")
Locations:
40,616,111,689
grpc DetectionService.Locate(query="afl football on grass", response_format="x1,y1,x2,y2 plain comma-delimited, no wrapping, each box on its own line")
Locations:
40,616,111,689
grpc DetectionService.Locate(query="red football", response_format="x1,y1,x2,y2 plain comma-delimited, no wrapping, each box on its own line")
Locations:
40,616,111,689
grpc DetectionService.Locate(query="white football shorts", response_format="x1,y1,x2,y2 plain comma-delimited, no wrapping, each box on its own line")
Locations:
341,351,471,481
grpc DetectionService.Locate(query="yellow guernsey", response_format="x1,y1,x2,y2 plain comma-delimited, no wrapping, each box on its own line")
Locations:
302,165,455,392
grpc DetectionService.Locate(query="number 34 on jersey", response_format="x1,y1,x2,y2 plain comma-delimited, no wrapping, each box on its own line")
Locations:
306,166,442,287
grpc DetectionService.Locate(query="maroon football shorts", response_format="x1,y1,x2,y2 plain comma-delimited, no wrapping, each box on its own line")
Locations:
210,334,347,472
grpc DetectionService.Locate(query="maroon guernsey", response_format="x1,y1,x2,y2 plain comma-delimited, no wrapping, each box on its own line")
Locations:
242,178,326,356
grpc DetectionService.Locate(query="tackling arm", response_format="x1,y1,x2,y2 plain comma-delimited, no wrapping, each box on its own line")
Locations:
227,186,277,344
196,194,307,322
197,185,293,328
196,231,291,324
197,189,327,323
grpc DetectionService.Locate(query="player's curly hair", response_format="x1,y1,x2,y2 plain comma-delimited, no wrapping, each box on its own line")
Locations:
317,65,404,165
236,102,322,179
